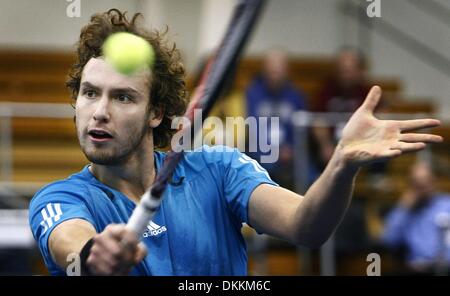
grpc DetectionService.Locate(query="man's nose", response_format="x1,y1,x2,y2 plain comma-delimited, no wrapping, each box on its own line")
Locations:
93,96,111,123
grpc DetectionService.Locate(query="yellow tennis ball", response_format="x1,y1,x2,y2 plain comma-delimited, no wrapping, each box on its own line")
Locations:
102,32,155,75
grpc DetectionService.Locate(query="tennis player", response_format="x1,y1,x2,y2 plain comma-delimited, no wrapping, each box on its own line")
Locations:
29,9,443,276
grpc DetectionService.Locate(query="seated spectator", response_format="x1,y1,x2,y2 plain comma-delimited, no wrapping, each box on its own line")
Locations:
312,47,369,167
311,47,387,188
382,162,450,274
246,49,307,189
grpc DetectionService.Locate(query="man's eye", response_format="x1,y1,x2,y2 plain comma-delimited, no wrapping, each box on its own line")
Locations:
116,94,133,103
84,90,97,98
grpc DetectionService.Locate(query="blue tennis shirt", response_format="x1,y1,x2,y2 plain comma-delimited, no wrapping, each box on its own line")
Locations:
29,145,277,275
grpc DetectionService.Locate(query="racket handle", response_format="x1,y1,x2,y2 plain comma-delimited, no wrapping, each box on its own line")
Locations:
126,190,161,238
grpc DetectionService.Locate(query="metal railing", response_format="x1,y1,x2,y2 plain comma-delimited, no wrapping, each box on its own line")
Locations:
0,209,34,248
340,0,450,77
406,0,450,28
0,102,74,196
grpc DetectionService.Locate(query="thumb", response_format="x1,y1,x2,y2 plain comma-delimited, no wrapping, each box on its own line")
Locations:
360,85,382,113
134,242,148,264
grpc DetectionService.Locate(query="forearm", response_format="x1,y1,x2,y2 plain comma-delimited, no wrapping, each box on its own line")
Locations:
49,219,96,269
250,85,442,247
294,148,359,247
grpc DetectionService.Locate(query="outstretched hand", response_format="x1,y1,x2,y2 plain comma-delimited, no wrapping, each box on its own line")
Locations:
337,86,443,168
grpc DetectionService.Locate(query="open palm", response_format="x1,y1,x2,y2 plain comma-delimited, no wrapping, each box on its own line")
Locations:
338,86,443,167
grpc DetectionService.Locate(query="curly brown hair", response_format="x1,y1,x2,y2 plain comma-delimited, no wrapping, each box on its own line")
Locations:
67,9,187,148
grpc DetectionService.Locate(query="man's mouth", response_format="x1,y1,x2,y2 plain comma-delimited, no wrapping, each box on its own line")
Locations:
88,129,114,143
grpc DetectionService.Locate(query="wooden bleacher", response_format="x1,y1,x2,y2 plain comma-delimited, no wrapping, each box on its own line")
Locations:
0,50,448,275
0,51,73,103
0,51,83,185
0,50,447,194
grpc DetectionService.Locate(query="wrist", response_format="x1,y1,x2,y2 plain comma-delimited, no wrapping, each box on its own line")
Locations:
79,237,95,276
330,144,361,176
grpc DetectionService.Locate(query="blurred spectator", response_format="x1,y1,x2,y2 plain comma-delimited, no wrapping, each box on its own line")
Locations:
246,49,307,189
312,47,369,167
382,162,450,274
311,47,387,187
316,47,369,113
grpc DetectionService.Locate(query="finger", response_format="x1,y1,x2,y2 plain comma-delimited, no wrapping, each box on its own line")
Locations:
91,239,134,275
104,224,139,253
367,149,402,164
399,133,443,143
116,231,140,264
379,149,403,162
399,119,441,132
360,85,382,113
113,242,144,276
119,238,138,258
94,234,123,260
134,242,148,264
113,266,134,276
392,142,426,153
112,256,135,276
119,230,139,254
121,229,139,246
86,253,113,276
103,224,127,240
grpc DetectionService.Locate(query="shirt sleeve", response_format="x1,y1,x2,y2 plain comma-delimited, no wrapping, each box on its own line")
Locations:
382,206,410,248
221,147,278,225
28,181,96,269
288,87,307,111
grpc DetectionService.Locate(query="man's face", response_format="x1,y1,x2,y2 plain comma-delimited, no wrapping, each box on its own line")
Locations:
75,57,153,165
409,163,435,200
337,51,364,87
263,51,288,90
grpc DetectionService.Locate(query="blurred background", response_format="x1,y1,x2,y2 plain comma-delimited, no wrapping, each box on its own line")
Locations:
0,0,449,275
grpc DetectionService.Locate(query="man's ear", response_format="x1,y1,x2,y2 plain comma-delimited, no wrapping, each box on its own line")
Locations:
148,107,164,128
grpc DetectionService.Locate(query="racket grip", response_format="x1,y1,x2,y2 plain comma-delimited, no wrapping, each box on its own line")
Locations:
126,190,161,238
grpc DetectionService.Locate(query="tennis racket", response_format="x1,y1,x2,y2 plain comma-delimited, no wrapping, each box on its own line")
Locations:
126,0,266,237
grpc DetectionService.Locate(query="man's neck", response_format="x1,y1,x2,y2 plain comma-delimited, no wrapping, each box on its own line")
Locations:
89,143,156,204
